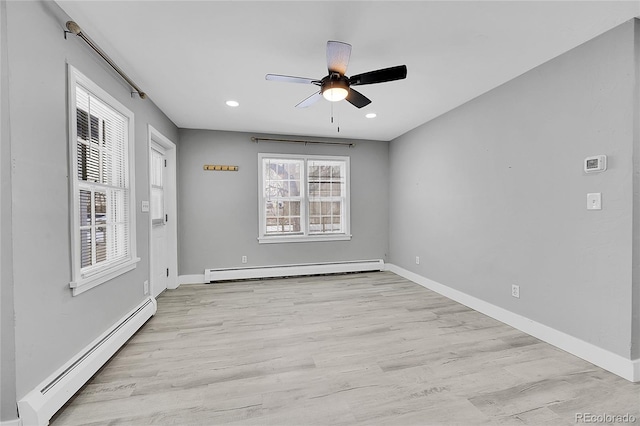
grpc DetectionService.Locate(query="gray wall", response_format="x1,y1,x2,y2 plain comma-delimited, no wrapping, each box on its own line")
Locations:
389,20,638,359
1,0,18,421
3,0,178,414
178,129,389,275
633,20,640,361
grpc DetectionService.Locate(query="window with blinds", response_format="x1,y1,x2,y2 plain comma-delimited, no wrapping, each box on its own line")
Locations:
258,153,350,243
69,65,138,295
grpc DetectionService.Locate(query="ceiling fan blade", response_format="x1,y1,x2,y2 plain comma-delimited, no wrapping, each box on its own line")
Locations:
345,88,371,109
266,74,319,85
349,65,407,86
295,91,323,108
327,41,352,75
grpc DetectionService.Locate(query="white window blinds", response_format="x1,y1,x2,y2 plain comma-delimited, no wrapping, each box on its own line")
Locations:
76,85,130,269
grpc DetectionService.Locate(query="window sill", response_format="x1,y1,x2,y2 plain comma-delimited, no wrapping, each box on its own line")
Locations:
70,257,141,296
258,234,352,244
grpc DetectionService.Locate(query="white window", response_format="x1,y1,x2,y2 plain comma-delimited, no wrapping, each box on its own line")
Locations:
68,65,139,295
258,153,350,243
150,146,165,225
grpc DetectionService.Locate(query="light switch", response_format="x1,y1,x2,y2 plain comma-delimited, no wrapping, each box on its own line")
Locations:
141,200,150,212
587,193,601,210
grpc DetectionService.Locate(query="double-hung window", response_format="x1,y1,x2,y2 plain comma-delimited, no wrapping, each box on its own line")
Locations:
68,65,138,295
258,153,350,243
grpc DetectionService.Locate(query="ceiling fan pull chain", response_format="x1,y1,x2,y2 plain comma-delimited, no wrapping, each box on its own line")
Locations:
330,102,340,132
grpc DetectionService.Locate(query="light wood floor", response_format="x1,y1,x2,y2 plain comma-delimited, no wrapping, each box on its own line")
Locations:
51,271,639,425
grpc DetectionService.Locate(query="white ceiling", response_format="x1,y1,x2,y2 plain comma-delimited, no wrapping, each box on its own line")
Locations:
55,1,639,141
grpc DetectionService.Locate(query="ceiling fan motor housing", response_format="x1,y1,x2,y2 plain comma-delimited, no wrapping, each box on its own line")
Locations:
320,74,350,96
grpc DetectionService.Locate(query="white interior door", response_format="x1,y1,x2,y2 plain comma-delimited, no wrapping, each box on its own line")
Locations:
150,143,168,297
148,125,178,297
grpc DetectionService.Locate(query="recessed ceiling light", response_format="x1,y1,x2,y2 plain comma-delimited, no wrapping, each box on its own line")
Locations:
365,113,377,119
226,100,239,107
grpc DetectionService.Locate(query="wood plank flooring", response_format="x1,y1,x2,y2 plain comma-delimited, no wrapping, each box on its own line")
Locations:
50,271,639,425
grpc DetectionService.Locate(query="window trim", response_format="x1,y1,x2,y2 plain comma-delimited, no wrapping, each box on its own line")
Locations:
68,64,139,295
258,153,351,244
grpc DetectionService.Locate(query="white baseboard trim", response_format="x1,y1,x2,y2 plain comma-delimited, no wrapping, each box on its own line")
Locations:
17,297,157,425
178,274,205,285
386,264,639,383
205,259,385,282
167,277,179,290
0,419,22,426
633,358,640,381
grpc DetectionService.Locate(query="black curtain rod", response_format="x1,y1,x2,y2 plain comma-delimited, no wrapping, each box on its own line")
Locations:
251,137,355,147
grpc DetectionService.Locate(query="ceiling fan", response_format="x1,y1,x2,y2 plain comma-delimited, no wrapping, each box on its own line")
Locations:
266,41,407,109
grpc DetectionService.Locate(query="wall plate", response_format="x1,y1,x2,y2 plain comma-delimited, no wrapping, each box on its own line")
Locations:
587,193,602,210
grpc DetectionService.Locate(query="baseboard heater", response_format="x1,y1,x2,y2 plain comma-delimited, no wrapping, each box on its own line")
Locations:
205,259,385,282
17,297,157,426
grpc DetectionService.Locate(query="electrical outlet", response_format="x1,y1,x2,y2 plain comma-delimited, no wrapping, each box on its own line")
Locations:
415,256,420,265
511,284,520,299
143,280,149,295
241,255,248,264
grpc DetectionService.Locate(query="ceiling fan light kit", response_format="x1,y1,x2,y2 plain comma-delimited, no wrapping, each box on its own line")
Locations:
321,77,349,102
266,40,407,110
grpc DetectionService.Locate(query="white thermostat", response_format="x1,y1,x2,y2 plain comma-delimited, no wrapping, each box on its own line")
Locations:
584,155,607,173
